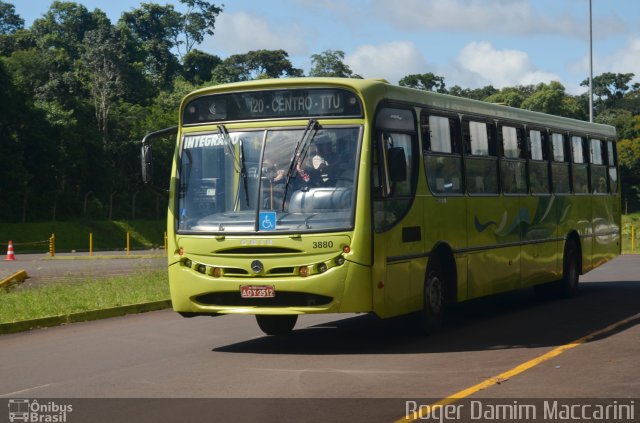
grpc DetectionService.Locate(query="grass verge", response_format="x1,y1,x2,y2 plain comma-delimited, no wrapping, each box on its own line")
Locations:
0,270,169,324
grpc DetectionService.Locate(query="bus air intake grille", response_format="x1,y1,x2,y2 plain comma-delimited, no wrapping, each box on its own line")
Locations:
222,268,249,275
194,292,333,307
269,267,295,275
216,247,302,255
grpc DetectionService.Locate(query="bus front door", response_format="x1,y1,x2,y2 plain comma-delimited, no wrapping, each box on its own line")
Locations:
371,120,425,318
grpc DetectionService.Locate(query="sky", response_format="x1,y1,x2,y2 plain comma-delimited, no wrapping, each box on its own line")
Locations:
14,0,640,95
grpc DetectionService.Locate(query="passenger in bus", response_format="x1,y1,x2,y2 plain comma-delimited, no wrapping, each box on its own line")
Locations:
311,136,335,185
314,137,333,167
296,137,335,188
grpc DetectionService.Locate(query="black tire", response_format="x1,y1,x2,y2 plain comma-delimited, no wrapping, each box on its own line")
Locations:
558,239,580,298
256,315,298,335
420,261,446,334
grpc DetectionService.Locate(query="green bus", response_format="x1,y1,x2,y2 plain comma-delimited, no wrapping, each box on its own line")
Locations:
141,78,621,335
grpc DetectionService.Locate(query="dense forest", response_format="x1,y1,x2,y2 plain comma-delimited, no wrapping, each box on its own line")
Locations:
0,1,638,222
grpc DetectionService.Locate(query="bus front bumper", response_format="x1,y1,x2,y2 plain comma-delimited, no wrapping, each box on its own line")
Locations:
168,259,372,316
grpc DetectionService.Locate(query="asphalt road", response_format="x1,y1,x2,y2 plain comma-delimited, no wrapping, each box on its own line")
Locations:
0,251,167,288
1,255,639,422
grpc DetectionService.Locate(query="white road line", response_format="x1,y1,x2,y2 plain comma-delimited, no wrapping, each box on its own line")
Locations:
1,384,52,397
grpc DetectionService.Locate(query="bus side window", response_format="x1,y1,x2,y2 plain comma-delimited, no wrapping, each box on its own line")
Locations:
463,119,498,194
528,129,550,194
590,138,607,194
607,141,618,194
550,132,570,194
571,135,589,194
499,124,527,194
422,112,463,195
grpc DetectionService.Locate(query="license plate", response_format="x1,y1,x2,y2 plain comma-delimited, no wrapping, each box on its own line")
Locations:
240,285,275,298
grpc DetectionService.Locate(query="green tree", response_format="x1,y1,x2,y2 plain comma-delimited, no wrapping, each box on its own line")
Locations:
29,2,110,114
0,56,60,221
484,86,534,108
121,3,182,90
618,124,640,213
309,50,360,78
11,2,115,220
595,109,638,140
0,1,23,34
212,49,303,83
448,84,498,100
176,0,223,59
399,73,446,93
182,49,221,84
581,72,635,112
121,1,223,88
80,26,129,144
31,1,109,59
0,58,27,219
0,28,35,57
521,81,585,120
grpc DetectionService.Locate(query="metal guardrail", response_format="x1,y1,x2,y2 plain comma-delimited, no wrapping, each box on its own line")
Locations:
0,240,49,247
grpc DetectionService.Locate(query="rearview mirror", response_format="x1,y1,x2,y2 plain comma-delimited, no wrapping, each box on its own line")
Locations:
140,126,178,196
141,144,153,185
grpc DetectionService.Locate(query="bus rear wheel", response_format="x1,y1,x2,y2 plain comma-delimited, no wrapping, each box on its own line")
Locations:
256,315,298,335
534,239,580,299
420,262,446,334
558,239,580,298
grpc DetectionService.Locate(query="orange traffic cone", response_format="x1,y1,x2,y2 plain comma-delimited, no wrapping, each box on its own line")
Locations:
5,240,15,261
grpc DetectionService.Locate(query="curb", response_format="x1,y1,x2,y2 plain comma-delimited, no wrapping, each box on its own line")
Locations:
0,299,172,335
0,269,28,289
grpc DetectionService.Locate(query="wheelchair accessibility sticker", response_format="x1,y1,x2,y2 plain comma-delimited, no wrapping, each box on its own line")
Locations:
259,212,277,230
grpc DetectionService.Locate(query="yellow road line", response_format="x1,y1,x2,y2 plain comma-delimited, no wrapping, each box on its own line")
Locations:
396,312,640,423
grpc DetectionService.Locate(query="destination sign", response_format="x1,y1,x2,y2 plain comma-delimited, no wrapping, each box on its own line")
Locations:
183,88,362,124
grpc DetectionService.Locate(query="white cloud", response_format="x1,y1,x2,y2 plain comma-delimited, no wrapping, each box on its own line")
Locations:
345,42,429,83
565,36,640,93
206,12,307,56
453,42,560,88
607,36,640,76
373,0,626,38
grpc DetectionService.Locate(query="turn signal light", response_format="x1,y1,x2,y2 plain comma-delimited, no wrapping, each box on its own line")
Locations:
212,267,223,278
299,266,310,277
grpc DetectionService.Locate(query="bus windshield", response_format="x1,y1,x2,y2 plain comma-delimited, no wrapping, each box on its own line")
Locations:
177,125,360,233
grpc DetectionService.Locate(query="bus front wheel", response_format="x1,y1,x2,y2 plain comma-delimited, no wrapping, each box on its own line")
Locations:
420,262,446,334
256,315,298,335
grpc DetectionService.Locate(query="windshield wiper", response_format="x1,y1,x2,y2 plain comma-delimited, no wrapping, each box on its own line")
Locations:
281,119,320,210
218,125,250,211
218,124,241,173
238,139,250,208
